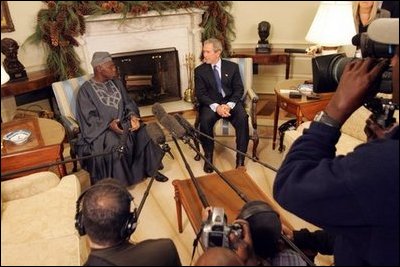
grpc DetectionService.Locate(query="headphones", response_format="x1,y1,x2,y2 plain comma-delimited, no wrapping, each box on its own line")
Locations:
75,180,138,240
237,200,279,220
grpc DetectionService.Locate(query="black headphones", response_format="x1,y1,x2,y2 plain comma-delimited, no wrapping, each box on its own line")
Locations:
237,200,279,220
75,181,138,240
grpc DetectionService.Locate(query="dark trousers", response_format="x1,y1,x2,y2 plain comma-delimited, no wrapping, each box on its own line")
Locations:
199,103,249,155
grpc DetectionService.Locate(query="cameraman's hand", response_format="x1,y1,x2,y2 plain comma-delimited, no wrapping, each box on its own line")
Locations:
201,207,212,222
364,115,399,141
325,58,388,126
230,219,258,266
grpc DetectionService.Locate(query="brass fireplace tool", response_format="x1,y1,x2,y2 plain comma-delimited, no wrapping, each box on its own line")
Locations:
183,53,195,102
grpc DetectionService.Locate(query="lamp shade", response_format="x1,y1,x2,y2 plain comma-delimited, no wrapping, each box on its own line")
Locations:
1,63,10,85
306,1,356,47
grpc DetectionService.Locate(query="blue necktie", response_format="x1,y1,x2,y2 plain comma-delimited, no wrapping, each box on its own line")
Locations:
213,65,224,96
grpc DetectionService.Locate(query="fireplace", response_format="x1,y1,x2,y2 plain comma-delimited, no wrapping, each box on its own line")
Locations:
112,48,181,106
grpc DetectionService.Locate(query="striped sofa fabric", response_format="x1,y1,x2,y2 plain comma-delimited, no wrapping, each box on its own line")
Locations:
52,75,91,172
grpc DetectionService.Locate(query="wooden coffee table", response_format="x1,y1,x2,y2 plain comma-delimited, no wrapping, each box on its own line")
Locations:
1,117,66,180
172,168,293,236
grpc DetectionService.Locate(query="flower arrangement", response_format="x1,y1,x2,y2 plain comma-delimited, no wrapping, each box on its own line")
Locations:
27,1,235,80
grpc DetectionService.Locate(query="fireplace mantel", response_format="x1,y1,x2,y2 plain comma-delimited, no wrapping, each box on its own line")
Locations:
77,8,205,100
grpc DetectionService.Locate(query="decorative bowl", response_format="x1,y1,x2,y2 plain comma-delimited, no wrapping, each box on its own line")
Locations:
3,129,31,145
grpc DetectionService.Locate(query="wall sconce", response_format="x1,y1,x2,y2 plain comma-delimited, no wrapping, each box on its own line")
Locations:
306,1,356,55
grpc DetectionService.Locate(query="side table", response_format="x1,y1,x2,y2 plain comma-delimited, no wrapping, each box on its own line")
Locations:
273,79,334,150
1,117,66,180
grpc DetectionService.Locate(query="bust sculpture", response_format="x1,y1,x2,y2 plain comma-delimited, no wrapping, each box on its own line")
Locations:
1,38,27,82
256,21,271,53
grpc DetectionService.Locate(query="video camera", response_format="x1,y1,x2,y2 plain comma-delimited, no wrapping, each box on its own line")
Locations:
201,207,243,249
312,32,395,94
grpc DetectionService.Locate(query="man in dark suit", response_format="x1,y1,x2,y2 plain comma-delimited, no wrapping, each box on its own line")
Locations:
77,178,182,266
195,38,249,173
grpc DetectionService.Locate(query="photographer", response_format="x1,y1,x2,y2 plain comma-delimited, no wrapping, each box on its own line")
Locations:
274,18,398,266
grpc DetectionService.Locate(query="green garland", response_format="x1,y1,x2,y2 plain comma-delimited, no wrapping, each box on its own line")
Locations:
26,1,235,80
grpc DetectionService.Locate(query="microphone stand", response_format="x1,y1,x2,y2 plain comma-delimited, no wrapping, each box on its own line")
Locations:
178,136,250,203
172,136,210,208
1,150,114,179
136,176,155,217
179,136,314,266
193,129,277,172
174,115,278,172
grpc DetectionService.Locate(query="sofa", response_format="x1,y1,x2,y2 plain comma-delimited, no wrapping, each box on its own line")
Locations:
1,172,89,266
283,105,398,158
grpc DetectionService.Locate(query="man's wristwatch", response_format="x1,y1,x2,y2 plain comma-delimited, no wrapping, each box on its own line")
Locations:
314,110,341,128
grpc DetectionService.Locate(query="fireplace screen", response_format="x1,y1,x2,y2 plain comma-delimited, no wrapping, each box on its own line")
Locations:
112,48,181,106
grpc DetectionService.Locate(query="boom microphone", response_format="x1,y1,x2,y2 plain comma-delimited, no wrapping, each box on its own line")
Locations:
152,102,168,122
159,114,188,141
174,113,197,138
146,122,174,159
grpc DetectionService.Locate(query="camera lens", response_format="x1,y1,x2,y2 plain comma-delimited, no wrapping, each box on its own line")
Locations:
360,33,396,58
312,54,392,94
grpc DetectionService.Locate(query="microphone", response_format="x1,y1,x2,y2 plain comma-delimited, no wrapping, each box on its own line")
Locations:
173,114,278,172
146,122,174,159
159,114,189,142
152,102,168,123
174,113,197,138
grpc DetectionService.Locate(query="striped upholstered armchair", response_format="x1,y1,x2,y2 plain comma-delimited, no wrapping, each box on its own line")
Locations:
194,57,259,160
52,75,91,172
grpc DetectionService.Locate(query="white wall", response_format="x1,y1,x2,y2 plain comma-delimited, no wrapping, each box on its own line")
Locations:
2,1,322,121
1,2,321,77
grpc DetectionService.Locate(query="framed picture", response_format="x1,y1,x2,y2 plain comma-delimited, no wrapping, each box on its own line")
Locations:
1,1,15,32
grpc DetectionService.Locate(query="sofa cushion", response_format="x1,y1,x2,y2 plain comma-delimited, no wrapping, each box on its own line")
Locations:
1,171,60,202
1,174,81,243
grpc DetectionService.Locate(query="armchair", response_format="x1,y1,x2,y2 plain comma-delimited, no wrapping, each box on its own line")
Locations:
52,75,91,172
194,57,259,160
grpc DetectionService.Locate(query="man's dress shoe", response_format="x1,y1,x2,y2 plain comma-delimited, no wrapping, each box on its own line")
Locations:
203,154,214,173
154,171,169,182
235,155,245,169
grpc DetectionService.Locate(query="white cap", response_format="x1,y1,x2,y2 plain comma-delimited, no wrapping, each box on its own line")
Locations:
367,18,399,45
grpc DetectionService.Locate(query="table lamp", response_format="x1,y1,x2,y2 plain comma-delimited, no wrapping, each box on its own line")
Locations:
306,1,356,55
1,63,10,85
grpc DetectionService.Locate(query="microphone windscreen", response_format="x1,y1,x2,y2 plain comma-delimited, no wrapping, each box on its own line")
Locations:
159,114,186,139
146,122,166,144
152,102,168,123
174,114,195,134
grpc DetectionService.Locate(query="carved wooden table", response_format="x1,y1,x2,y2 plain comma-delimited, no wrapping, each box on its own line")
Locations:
1,117,66,180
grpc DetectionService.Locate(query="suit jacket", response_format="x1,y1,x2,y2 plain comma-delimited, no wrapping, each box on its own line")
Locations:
85,239,182,266
195,59,244,107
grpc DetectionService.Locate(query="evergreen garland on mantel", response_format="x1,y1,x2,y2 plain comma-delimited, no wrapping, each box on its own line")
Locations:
27,1,235,80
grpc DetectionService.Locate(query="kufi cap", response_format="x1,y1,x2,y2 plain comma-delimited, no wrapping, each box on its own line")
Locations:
367,18,399,45
91,52,112,68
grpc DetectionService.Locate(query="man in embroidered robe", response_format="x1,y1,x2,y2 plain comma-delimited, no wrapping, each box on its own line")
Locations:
76,51,168,185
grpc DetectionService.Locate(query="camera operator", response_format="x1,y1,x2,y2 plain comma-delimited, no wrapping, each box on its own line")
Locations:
201,208,258,265
274,18,398,266
77,178,182,266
